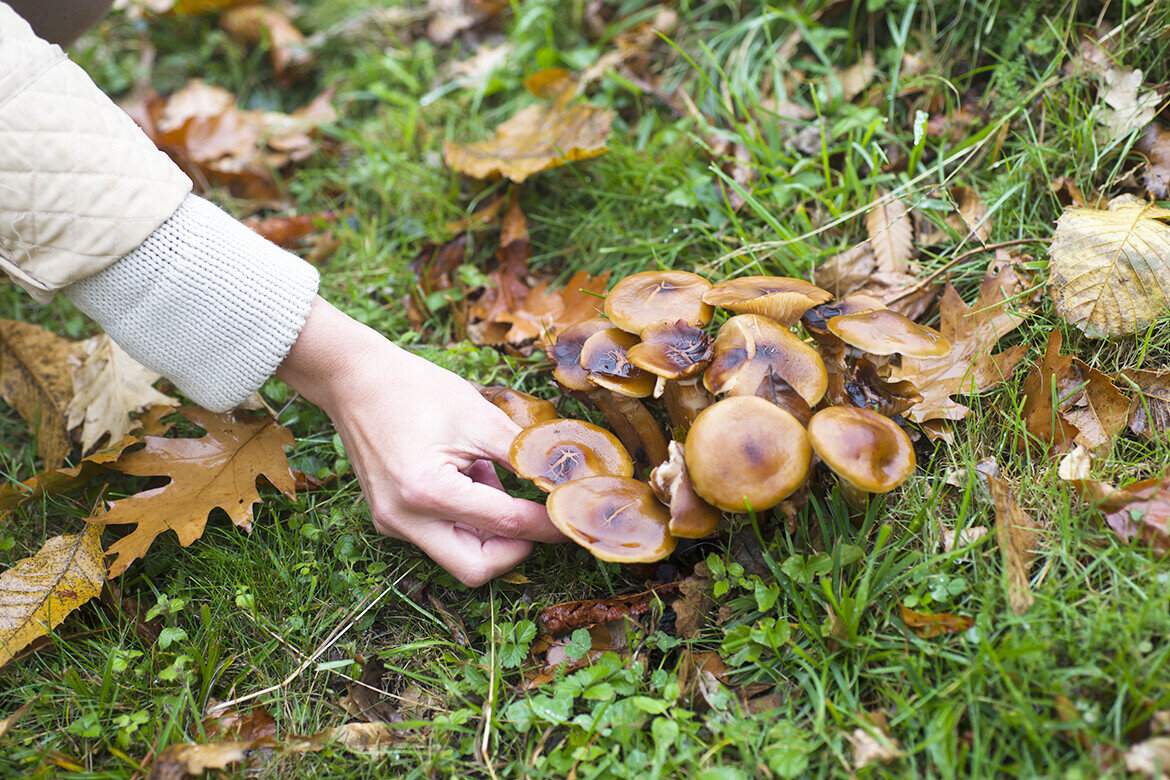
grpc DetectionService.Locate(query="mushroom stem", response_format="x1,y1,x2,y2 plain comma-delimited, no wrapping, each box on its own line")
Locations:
838,480,869,515
590,390,668,468
664,377,712,432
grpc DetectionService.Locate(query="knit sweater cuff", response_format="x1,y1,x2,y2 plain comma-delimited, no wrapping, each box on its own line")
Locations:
62,193,320,412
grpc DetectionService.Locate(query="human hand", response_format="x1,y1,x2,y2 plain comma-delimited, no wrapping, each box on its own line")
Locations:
276,297,564,585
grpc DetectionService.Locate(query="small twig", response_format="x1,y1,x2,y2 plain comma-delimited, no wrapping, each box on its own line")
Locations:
479,584,500,780
885,238,1050,305
206,563,416,715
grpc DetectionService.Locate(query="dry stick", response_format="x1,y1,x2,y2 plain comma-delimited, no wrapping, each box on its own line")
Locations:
884,238,1051,306
479,585,501,780
206,563,416,715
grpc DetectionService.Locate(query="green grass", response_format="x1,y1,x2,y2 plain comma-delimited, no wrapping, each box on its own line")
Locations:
4,0,1170,777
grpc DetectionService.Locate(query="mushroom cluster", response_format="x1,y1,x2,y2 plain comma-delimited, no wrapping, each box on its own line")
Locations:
484,270,952,563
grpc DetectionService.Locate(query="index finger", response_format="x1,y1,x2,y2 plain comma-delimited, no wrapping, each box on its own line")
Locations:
427,466,566,544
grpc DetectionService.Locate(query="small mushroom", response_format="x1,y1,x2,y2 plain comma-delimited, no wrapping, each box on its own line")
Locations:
684,396,812,513
626,320,714,430
547,476,677,563
547,318,613,392
509,419,633,492
807,406,915,505
703,276,833,326
703,314,828,405
827,309,951,358
801,294,888,339
604,270,713,334
480,386,558,428
649,441,721,538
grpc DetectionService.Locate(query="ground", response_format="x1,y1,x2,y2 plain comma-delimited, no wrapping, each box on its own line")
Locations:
2,0,1170,777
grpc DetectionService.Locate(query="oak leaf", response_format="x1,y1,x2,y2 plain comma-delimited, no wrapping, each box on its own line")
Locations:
898,604,973,638
865,192,913,269
0,524,105,667
986,476,1042,616
66,335,178,456
889,265,1030,428
1137,124,1170,199
1097,66,1159,139
443,94,614,183
1123,368,1170,440
94,408,296,578
1048,199,1170,338
0,320,77,468
0,435,140,522
147,741,252,778
219,4,310,81
1076,471,1170,555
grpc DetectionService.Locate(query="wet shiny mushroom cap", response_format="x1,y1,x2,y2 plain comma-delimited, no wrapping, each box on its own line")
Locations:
649,441,721,538
807,406,915,493
509,419,633,492
702,276,833,326
480,387,559,428
604,270,714,334
684,396,812,512
802,294,888,337
827,309,951,358
703,314,828,405
547,476,677,562
548,318,613,391
580,327,656,397
626,320,713,380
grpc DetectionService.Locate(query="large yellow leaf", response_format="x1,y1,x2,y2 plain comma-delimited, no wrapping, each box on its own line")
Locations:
0,524,105,667
0,320,77,468
0,435,140,522
1048,199,1170,337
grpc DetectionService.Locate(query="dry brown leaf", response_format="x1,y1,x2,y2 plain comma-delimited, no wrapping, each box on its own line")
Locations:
1075,471,1170,554
526,618,633,689
0,699,34,739
1018,332,1129,452
940,526,987,553
219,4,310,81
203,703,278,743
1123,369,1170,439
94,408,296,578
837,51,876,103
539,583,677,635
243,211,341,249
443,95,614,183
1049,177,1087,208
341,657,402,724
889,265,1030,428
0,435,139,522
0,320,78,469
1097,66,1160,139
67,335,178,456
849,725,903,769
1137,124,1170,199
815,241,876,297
147,741,252,779
672,561,714,639
947,186,990,243
899,605,974,638
1126,737,1170,779
0,524,105,667
321,722,405,751
865,192,913,269
986,476,1042,615
1049,199,1170,338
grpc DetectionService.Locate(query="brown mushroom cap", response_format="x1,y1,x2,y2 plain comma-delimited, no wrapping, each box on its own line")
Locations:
626,320,713,380
802,294,888,336
580,327,656,397
827,309,951,358
604,271,713,334
703,276,833,326
548,318,612,391
547,476,677,562
510,419,633,492
480,387,559,428
807,406,915,493
703,314,828,404
649,441,721,538
828,358,922,418
684,396,812,512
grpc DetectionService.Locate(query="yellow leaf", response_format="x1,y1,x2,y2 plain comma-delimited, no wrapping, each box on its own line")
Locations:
0,435,140,522
0,525,105,667
148,741,251,778
986,476,1043,616
0,320,78,468
1049,199,1170,337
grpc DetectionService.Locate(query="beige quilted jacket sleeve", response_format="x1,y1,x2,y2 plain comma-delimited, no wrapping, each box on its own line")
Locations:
0,3,191,304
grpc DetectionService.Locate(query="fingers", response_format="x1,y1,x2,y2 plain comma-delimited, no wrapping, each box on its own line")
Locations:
407,518,534,587
466,459,505,491
465,405,522,467
423,468,566,543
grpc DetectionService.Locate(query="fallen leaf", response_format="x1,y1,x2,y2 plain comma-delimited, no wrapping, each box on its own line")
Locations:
940,526,988,553
66,335,178,456
203,703,278,744
0,699,34,738
539,583,677,635
672,562,714,639
219,4,311,81
1049,198,1170,338
1018,332,1128,452
946,186,990,243
93,408,296,578
0,320,78,468
1123,369,1170,439
986,476,1042,615
319,722,405,751
889,264,1030,428
1058,445,1093,481
1049,177,1087,208
865,192,913,269
899,605,973,638
341,656,402,724
147,741,252,778
489,270,609,348
1126,737,1170,779
815,241,876,297
243,211,341,249
443,94,614,182
836,51,876,102
1097,66,1160,139
849,712,904,769
0,435,139,522
1078,471,1170,554
1137,124,1170,199
0,524,105,667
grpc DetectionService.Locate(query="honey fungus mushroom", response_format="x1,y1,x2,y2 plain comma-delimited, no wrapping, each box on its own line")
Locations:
579,327,669,466
684,396,812,513
807,406,915,500
547,476,677,563
827,309,951,358
509,419,633,492
626,320,714,429
703,276,833,326
649,441,721,538
479,386,558,428
604,270,714,334
703,314,828,405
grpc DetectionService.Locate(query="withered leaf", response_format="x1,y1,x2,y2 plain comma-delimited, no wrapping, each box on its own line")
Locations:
0,320,77,468
0,435,139,522
147,741,253,779
889,265,1030,429
0,699,34,739
1137,124,1170,199
986,476,1042,616
1076,471,1170,554
1122,369,1170,439
341,657,402,724
899,605,974,638
219,4,311,81
539,583,677,635
947,186,990,243
815,241,876,297
443,95,614,183
865,192,913,269
94,408,296,578
526,618,632,689
672,561,714,640
1049,199,1170,338
316,722,408,751
243,211,340,249
1018,332,1128,452
67,335,178,456
0,524,105,667
1096,66,1159,139
203,703,278,743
